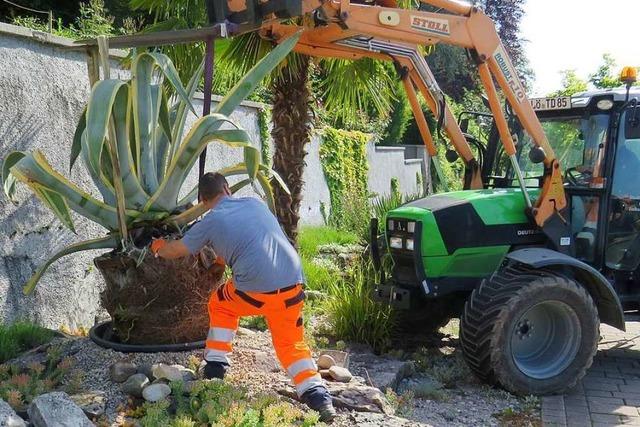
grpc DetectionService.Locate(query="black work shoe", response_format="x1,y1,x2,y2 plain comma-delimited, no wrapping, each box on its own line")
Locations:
202,361,228,380
301,386,336,422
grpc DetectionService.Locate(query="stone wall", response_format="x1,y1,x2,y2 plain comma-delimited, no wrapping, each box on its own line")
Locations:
0,23,428,329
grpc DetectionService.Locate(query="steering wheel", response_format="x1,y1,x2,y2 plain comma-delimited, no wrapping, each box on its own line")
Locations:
564,167,592,186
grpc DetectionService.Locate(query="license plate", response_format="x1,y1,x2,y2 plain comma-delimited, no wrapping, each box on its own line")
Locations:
529,96,572,111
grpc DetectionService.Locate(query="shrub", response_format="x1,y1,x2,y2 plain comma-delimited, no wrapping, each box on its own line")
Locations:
0,322,55,363
324,261,395,352
298,226,359,258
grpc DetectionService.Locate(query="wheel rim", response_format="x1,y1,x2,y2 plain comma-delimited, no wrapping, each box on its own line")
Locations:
510,301,581,380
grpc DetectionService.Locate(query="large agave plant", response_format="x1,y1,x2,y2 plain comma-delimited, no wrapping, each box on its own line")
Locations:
2,33,301,296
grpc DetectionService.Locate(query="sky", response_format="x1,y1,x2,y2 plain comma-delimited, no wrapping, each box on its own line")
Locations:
521,0,640,96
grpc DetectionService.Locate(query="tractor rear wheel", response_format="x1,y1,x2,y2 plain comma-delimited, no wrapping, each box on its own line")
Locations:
460,266,599,395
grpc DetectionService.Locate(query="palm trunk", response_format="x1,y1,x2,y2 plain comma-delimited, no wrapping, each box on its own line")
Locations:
270,57,312,245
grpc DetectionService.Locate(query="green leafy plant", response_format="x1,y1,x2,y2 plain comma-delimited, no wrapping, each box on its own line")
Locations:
0,346,75,412
2,33,301,295
324,261,395,352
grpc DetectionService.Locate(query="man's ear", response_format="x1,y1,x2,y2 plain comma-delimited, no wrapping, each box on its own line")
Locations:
224,183,232,196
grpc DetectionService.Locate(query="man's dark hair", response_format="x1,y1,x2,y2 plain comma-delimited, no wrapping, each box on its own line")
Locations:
198,172,228,201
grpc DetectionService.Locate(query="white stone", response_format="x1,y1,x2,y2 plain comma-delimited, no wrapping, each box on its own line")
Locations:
317,354,336,370
28,392,93,427
152,364,183,382
0,398,26,427
142,384,171,403
328,366,353,383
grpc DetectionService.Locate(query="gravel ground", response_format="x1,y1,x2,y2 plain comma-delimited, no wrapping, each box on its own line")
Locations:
26,319,539,426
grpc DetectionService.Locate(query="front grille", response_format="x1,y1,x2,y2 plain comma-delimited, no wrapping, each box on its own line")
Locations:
387,218,420,285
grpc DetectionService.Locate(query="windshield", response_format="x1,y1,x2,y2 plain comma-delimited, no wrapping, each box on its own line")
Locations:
517,113,610,186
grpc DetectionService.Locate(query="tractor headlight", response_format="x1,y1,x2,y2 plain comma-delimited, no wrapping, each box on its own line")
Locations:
406,238,414,250
390,237,403,249
597,99,614,111
407,221,415,233
387,219,394,231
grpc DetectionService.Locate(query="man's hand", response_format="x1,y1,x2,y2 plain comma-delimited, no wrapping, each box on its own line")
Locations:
150,238,168,257
151,238,191,260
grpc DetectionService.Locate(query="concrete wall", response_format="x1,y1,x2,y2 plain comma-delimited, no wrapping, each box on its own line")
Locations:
0,23,427,329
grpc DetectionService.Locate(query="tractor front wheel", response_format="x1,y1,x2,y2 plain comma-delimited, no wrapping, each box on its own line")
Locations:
460,266,599,395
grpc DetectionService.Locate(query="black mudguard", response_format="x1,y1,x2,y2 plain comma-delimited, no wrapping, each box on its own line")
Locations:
506,248,625,331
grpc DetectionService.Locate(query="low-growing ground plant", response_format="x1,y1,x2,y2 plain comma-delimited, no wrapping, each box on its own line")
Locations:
0,345,79,412
0,322,55,363
411,347,471,388
239,316,268,331
134,380,320,426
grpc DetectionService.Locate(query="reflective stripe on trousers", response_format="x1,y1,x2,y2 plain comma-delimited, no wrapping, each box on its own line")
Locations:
204,327,236,363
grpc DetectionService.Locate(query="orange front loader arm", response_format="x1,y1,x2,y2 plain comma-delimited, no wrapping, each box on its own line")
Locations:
215,0,570,249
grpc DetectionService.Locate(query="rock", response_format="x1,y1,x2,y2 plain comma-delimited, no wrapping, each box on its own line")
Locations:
171,364,196,382
329,366,353,382
0,398,26,427
28,392,93,427
152,364,183,382
349,412,427,426
137,364,155,381
317,354,336,370
319,369,332,379
351,352,415,391
69,391,106,420
142,384,171,403
121,373,150,398
279,380,393,415
319,350,350,368
110,361,137,383
250,350,280,373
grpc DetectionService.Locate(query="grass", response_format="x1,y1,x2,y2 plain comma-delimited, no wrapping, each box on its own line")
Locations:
410,380,449,402
0,322,55,363
298,226,359,258
324,261,395,353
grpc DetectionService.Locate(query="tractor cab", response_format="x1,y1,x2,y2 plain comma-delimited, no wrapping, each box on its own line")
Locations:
477,87,640,304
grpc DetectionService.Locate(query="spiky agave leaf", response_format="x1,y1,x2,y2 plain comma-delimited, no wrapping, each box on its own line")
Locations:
2,151,26,203
23,235,118,295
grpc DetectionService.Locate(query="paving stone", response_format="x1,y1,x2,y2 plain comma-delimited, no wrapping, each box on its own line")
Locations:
620,385,640,394
542,409,566,418
614,392,640,400
588,390,615,398
587,396,626,406
541,415,566,426
585,381,622,392
622,399,640,406
589,404,639,417
591,412,623,423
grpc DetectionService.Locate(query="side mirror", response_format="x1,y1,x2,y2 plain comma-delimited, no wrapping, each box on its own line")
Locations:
460,118,470,133
529,146,546,164
625,109,640,140
445,149,459,163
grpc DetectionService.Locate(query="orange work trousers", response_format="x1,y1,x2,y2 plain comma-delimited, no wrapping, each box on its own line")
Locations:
205,279,323,396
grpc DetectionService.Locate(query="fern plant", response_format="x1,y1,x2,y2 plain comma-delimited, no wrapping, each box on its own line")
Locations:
1,33,301,295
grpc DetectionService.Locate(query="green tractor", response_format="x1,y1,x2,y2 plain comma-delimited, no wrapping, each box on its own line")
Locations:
372,79,640,395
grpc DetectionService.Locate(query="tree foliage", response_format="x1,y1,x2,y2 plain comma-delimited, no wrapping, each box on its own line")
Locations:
589,53,621,89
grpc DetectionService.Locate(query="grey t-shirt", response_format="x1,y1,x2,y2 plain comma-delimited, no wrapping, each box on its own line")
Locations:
182,196,304,293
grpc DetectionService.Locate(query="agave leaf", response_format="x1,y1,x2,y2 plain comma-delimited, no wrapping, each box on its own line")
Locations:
244,146,260,180
163,202,208,227
260,164,290,195
11,151,121,230
69,107,86,172
230,178,251,194
256,171,275,212
142,52,195,115
80,132,116,206
131,55,159,192
146,115,252,211
113,84,150,210
215,31,302,116
171,60,204,159
2,151,26,203
30,184,76,233
23,235,118,295
86,79,129,194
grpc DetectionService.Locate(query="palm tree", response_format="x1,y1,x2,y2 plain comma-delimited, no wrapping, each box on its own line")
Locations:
131,1,396,243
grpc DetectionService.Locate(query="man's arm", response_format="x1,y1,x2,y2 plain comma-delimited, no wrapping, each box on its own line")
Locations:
150,218,209,259
153,239,191,259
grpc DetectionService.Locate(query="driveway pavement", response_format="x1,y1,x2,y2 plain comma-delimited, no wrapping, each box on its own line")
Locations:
542,314,640,426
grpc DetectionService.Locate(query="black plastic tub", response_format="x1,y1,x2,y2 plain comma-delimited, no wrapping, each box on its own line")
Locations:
89,321,205,353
